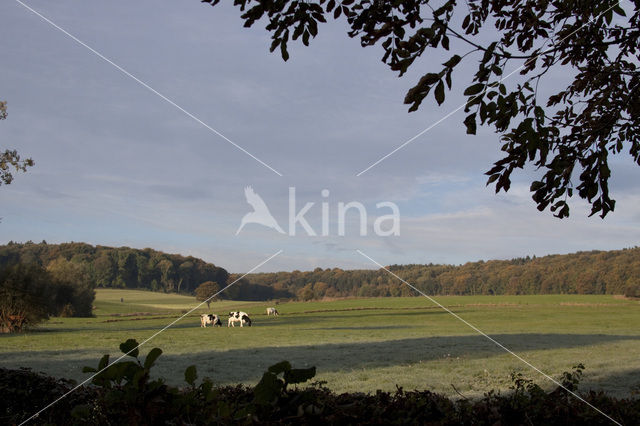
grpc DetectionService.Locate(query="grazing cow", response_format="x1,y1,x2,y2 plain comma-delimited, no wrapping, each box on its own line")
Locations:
266,307,279,316
228,311,252,327
200,314,222,328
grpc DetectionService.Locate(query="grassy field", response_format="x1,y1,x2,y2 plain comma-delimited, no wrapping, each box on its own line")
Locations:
1,289,639,399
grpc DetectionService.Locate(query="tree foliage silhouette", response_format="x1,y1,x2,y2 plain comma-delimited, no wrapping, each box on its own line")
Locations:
1,101,34,187
202,0,639,218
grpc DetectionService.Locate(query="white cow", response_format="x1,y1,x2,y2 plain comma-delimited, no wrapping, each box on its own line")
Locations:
266,307,279,316
200,314,222,327
228,311,252,327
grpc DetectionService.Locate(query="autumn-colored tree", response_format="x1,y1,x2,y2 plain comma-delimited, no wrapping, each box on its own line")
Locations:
624,277,640,298
0,264,52,333
297,283,314,301
1,260,96,332
313,281,329,299
195,281,221,309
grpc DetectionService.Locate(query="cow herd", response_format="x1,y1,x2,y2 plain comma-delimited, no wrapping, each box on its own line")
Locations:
200,307,278,328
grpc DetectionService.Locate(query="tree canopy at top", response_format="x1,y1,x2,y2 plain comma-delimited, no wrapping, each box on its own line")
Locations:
202,0,640,218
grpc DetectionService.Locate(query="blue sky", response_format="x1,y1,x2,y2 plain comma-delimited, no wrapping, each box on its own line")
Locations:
1,0,639,272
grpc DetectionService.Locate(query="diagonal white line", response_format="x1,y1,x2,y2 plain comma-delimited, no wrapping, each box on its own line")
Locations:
356,249,622,426
18,249,283,426
356,105,467,176
356,2,619,176
14,0,283,177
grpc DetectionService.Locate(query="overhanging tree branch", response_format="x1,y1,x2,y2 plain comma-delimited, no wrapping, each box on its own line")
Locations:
201,0,640,218
1,100,35,187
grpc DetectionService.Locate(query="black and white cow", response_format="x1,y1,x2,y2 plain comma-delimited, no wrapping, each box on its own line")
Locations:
227,311,252,327
200,314,222,327
266,307,279,316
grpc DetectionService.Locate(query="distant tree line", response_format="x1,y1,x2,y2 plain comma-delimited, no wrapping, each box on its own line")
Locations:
0,242,290,305
244,248,640,300
0,241,229,294
2,242,639,303
225,274,293,301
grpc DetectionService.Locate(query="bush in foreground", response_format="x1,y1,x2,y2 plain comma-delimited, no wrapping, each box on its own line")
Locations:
2,340,639,425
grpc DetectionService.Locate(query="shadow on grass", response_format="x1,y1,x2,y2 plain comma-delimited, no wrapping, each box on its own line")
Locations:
579,368,640,396
2,333,639,389
192,333,640,379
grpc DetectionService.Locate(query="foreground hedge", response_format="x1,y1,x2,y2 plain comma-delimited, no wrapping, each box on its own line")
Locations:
2,341,639,425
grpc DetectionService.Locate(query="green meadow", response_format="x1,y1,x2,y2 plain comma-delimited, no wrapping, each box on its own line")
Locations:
1,289,639,399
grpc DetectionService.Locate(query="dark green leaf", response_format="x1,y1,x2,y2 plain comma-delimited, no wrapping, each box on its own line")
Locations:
441,35,449,50
613,5,626,16
268,360,292,375
418,73,441,86
326,0,336,13
269,38,280,53
462,14,470,29
254,372,283,405
98,354,109,370
464,83,484,96
443,54,461,68
435,80,445,105
280,41,290,61
308,18,318,37
144,348,163,370
530,181,544,191
292,24,304,40
486,174,499,185
464,113,477,135
185,365,197,386
284,366,316,385
120,339,139,358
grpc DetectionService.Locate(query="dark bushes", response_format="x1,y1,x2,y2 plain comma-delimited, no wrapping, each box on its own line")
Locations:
2,340,639,425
